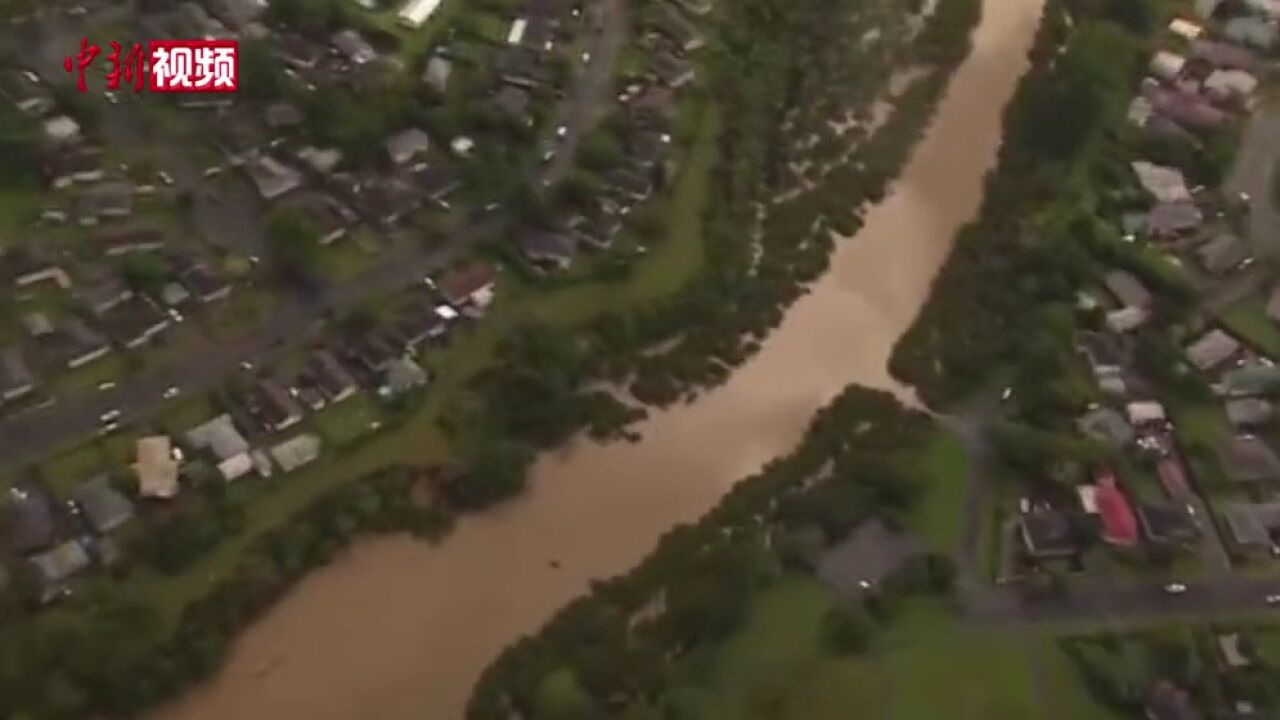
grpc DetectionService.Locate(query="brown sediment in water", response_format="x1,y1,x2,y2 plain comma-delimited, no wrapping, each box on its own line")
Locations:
155,0,1046,717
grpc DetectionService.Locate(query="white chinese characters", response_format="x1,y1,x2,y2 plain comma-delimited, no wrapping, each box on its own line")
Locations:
149,41,238,92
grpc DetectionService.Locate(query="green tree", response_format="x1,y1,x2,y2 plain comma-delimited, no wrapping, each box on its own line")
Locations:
266,207,323,287
117,253,169,297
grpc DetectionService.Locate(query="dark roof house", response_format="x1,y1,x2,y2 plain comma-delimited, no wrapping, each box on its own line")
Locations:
71,475,134,534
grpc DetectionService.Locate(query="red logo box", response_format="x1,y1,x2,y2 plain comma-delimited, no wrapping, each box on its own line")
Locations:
148,40,239,93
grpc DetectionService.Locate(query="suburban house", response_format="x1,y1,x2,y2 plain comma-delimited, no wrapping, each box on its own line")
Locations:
0,68,54,117
1126,400,1168,428
1222,501,1280,554
30,540,91,603
257,378,304,432
493,84,533,120
178,262,233,303
6,482,56,554
71,475,134,535
348,328,402,375
439,262,497,308
1196,233,1248,275
0,346,35,402
245,155,303,201
60,318,111,369
422,54,452,93
1224,16,1277,50
134,435,180,499
75,182,135,225
382,357,429,396
1103,269,1153,309
1190,39,1257,69
1226,397,1273,428
269,433,322,473
1184,329,1241,372
1217,435,1280,486
398,0,443,28
1218,633,1252,669
98,227,165,257
386,127,432,165
1150,51,1187,82
101,296,171,349
1080,332,1128,396
1137,503,1198,545
1145,679,1201,720
280,192,355,245
1146,201,1204,237
332,29,377,65
1143,83,1229,131
1131,161,1192,203
78,270,133,316
264,100,305,131
1095,471,1139,547
654,6,706,53
308,350,358,403
518,231,577,271
1077,407,1135,448
1018,505,1078,559
186,414,250,465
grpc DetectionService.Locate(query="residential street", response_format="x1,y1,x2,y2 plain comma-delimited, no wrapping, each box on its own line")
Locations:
540,0,629,185
1226,89,1280,257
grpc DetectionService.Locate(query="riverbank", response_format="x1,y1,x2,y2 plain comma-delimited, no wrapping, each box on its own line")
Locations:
147,0,1045,716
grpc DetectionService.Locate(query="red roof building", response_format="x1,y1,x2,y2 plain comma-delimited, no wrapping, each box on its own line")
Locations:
1095,471,1139,546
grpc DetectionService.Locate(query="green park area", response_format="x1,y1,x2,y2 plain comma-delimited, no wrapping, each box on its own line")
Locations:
534,577,1124,720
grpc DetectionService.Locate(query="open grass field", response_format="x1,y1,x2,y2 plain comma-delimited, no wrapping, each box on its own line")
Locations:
613,576,1122,720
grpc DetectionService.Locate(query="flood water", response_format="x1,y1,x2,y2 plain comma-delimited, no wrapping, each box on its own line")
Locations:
156,0,1045,717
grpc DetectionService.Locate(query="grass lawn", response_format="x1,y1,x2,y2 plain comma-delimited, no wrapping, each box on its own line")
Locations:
0,189,41,247
904,430,969,555
629,575,1120,720
310,393,384,447
1219,298,1280,358
319,236,382,283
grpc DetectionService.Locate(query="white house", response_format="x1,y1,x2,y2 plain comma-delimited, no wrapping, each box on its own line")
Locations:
398,0,443,28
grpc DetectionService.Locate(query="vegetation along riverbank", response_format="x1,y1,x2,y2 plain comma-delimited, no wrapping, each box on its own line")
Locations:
0,0,984,715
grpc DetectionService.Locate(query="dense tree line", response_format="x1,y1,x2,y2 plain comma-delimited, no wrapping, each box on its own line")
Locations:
1062,625,1280,717
888,0,1179,407
466,386,951,718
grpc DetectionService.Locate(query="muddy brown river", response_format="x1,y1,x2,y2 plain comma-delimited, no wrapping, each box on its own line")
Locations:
156,0,1045,717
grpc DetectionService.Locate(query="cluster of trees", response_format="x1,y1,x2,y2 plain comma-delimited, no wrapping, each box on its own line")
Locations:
0,466,451,719
0,103,40,189
1061,626,1280,716
889,0,1166,407
466,386,947,718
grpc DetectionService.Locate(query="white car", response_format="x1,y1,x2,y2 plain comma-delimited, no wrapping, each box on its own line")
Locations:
99,409,121,424
163,386,180,399
97,381,116,392
1266,594,1280,606
555,125,568,138
1163,583,1188,595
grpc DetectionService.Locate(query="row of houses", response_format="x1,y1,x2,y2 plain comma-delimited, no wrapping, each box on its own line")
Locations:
509,0,710,272
0,240,234,406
